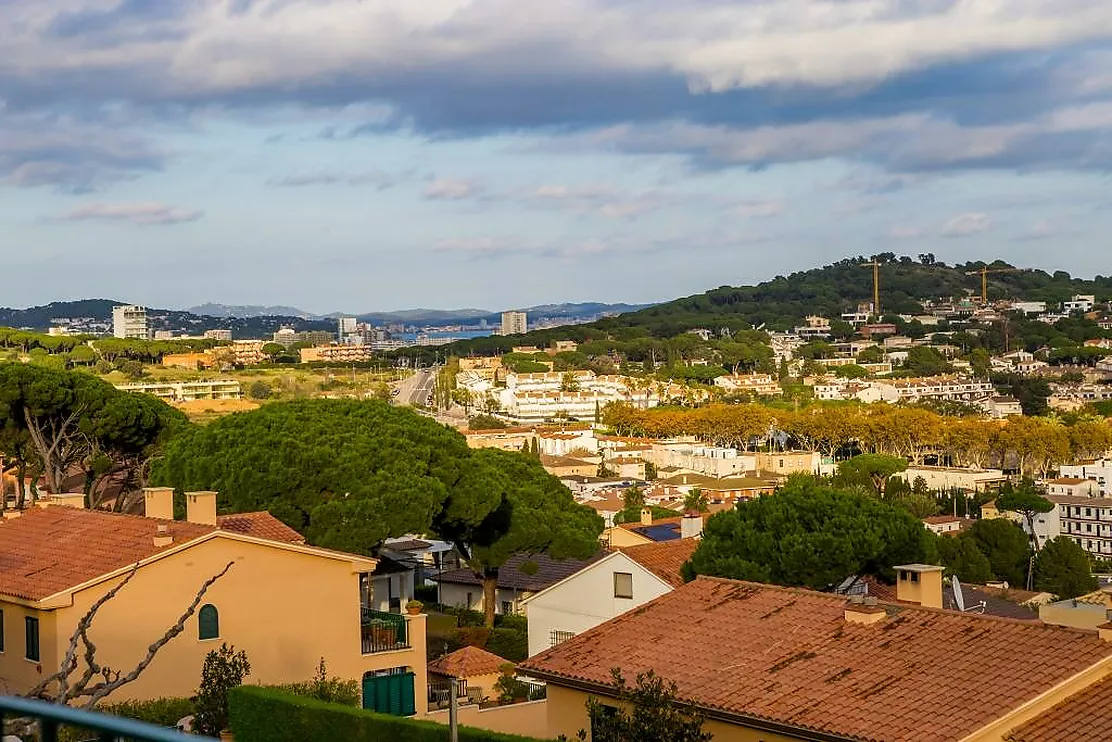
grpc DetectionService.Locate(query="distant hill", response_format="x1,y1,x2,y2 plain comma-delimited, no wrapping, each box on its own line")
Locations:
187,303,315,319
428,256,1112,355
0,300,334,337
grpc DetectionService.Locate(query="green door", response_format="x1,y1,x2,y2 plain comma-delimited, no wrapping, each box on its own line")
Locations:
362,670,416,716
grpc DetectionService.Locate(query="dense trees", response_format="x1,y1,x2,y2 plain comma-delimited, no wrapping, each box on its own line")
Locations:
604,402,1107,472
966,519,1031,588
1033,537,1098,599
994,481,1054,552
153,400,602,626
684,477,936,589
835,454,908,497
0,364,186,509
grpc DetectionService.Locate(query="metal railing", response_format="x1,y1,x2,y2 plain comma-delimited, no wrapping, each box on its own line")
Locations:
0,696,212,742
360,607,410,654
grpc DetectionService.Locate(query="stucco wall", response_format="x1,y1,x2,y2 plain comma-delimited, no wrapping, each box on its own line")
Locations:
0,604,59,696
1,536,426,706
525,554,670,657
426,699,549,738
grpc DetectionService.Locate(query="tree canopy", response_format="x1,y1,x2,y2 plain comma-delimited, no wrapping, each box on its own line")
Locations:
835,454,909,497
1033,537,1098,599
0,363,186,509
965,519,1031,588
683,476,937,589
152,399,603,625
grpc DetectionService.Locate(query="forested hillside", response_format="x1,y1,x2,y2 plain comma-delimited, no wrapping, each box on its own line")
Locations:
435,255,1112,355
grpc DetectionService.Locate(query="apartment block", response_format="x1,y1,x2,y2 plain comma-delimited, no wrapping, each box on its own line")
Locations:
112,305,149,340
713,373,783,396
501,311,528,336
116,379,243,402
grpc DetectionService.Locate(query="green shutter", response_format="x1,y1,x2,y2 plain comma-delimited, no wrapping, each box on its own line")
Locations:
25,616,39,662
362,671,416,716
198,604,219,640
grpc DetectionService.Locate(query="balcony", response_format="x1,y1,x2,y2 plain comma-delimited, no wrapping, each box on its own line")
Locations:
361,607,410,654
0,695,208,742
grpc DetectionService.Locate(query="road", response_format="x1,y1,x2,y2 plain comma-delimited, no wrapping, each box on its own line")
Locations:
396,366,439,407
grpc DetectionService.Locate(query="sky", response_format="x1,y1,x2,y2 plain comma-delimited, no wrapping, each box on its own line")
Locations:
3,1,1112,314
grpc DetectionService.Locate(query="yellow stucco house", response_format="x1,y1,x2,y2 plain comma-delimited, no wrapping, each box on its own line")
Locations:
0,488,427,716
520,567,1112,741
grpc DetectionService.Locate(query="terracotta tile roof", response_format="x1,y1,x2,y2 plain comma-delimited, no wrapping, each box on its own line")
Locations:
520,577,1112,742
1006,675,1112,742
0,507,213,600
216,512,305,543
618,539,697,587
433,552,606,591
428,646,509,679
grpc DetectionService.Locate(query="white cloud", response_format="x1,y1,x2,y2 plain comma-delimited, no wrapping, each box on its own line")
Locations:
424,178,480,200
269,170,405,189
887,225,925,240
58,202,202,225
7,2,1112,97
941,212,991,237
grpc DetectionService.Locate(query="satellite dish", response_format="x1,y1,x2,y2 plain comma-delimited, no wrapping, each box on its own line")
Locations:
952,575,966,613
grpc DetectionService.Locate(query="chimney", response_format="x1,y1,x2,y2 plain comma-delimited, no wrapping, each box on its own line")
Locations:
640,506,653,526
894,564,945,609
153,524,174,548
143,487,174,520
2,509,21,520
54,493,87,509
185,491,218,526
680,511,703,539
844,594,886,625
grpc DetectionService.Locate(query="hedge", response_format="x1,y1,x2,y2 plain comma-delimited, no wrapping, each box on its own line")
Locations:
58,697,194,742
229,686,550,742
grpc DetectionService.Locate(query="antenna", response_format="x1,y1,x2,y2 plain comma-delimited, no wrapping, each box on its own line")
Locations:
951,575,987,614
951,575,965,612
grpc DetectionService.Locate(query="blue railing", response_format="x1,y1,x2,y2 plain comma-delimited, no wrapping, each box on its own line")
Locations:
0,696,213,742
360,607,409,654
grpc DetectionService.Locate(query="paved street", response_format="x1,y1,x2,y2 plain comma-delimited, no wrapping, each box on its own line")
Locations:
395,366,439,407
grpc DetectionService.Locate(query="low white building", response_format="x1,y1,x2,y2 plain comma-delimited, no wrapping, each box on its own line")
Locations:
522,540,695,658
1059,459,1112,497
115,379,242,402
1045,477,1101,498
923,515,965,535
713,373,782,396
899,466,1007,492
647,442,756,478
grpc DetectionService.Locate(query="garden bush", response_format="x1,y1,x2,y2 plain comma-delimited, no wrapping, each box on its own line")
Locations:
229,686,549,742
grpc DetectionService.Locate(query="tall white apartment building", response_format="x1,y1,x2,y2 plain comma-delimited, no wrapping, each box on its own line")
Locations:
501,311,528,336
337,316,358,336
112,305,149,340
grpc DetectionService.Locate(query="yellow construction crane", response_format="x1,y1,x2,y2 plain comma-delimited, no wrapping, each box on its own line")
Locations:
965,266,1021,304
860,259,881,317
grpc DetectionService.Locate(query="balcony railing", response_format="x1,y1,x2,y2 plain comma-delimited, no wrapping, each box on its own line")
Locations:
361,607,410,654
0,695,211,742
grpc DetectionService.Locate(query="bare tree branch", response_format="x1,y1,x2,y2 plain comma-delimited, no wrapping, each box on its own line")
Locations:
21,560,235,709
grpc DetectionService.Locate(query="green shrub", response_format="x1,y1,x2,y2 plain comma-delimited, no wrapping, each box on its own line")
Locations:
494,614,527,632
229,686,550,742
414,584,439,603
57,698,194,741
273,658,360,707
485,628,527,662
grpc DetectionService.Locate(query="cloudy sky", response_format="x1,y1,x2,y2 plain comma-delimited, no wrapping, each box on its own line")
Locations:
3,1,1111,314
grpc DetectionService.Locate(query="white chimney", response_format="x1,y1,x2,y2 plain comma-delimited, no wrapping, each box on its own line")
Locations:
680,511,703,539
640,507,653,526
185,491,218,526
143,487,174,520
153,524,174,548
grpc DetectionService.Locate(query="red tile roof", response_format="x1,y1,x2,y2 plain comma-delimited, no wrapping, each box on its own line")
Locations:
1006,674,1112,742
0,507,213,600
520,577,1112,742
428,646,509,679
618,539,697,587
217,512,305,543
1,507,313,601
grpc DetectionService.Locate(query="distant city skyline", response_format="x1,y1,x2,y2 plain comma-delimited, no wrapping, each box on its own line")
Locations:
3,2,1111,311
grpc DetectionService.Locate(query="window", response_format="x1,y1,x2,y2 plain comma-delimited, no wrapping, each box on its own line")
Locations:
0,609,4,653
501,600,514,615
1087,523,1093,533
614,572,634,599
25,616,39,662
550,630,575,647
1087,508,1093,517
198,604,219,640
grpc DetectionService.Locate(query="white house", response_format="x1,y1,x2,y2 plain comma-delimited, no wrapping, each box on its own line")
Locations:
1045,478,1101,498
1059,459,1112,497
522,539,696,658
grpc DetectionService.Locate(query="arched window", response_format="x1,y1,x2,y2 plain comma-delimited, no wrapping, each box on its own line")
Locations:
198,604,219,640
